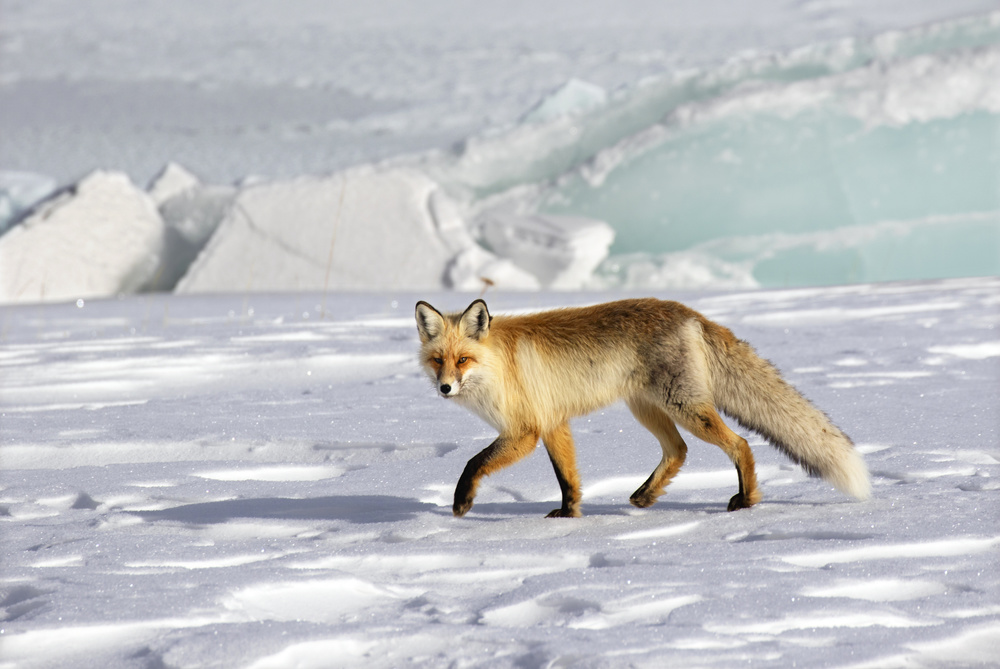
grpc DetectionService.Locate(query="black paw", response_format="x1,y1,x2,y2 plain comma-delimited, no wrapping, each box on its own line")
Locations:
453,498,473,517
545,507,581,518
727,493,753,512
629,492,657,509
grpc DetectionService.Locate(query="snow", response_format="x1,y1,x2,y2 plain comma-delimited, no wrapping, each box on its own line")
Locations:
478,212,616,289
520,79,610,125
1,277,998,668
175,167,470,293
148,163,203,207
0,171,164,303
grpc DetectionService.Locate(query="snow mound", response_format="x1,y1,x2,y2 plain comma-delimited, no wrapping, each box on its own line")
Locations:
0,162,613,301
178,166,493,293
145,164,236,292
0,171,164,304
148,162,202,206
478,211,615,289
521,79,608,124
446,244,541,291
593,251,760,290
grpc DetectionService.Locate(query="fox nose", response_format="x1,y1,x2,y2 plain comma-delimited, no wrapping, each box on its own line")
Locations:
439,384,452,395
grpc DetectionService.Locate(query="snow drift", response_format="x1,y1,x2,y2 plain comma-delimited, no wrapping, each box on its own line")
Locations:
0,171,164,303
177,167,458,293
175,166,553,294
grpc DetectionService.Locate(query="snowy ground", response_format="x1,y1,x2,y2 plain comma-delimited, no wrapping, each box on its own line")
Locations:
1,278,998,668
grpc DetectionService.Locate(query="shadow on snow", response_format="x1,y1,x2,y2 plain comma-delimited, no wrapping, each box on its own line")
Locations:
135,495,436,525
134,496,737,526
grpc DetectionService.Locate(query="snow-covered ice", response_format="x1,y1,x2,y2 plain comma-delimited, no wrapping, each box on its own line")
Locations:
1,3,998,300
145,164,237,293
478,212,616,289
0,171,164,304
175,167,467,293
3,0,996,186
1,278,997,668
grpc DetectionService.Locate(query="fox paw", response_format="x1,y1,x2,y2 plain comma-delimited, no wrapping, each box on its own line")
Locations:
727,491,759,512
545,507,581,518
629,491,659,508
453,499,473,517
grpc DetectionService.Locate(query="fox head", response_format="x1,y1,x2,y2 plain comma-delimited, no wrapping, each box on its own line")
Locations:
415,299,491,398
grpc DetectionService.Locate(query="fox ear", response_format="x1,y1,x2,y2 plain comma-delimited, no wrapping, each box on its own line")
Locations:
415,301,445,342
460,299,491,340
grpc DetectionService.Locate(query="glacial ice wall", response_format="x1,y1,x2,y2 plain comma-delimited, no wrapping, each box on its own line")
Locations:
454,12,1000,288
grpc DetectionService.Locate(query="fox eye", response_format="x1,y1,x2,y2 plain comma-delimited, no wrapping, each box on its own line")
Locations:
458,357,469,364
432,357,444,365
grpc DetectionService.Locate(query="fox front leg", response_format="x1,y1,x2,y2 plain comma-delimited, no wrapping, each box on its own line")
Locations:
542,422,582,518
453,431,539,517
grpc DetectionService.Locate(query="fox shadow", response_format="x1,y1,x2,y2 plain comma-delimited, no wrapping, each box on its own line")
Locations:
465,499,726,518
134,495,731,527
134,495,436,525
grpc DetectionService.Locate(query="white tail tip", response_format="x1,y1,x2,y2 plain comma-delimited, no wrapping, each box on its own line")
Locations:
832,449,872,501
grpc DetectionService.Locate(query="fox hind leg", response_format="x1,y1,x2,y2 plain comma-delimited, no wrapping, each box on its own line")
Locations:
627,398,688,508
542,422,582,518
454,431,539,517
671,403,761,511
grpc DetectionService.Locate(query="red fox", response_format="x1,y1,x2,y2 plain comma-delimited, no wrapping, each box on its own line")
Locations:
415,298,871,518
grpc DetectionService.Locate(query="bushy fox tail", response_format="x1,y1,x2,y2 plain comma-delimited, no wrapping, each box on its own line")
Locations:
704,326,871,501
